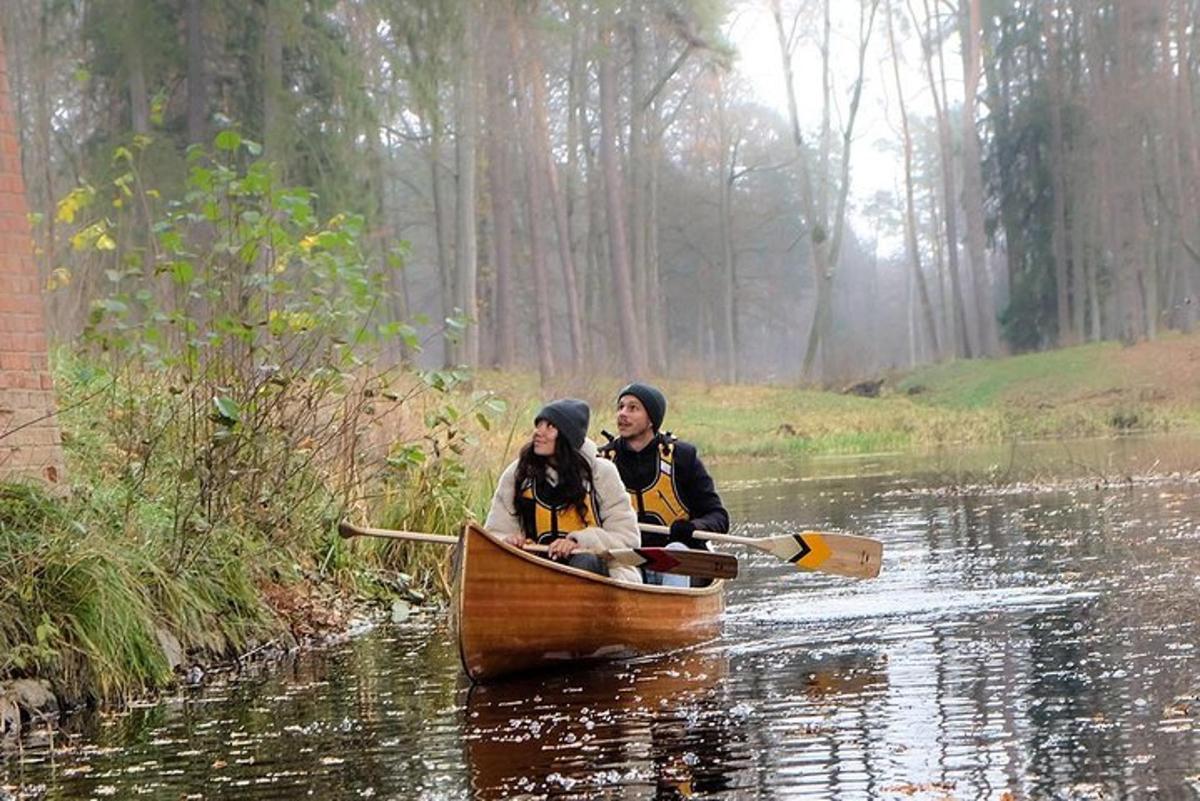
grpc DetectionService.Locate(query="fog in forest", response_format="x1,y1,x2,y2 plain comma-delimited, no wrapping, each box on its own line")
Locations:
3,0,1195,385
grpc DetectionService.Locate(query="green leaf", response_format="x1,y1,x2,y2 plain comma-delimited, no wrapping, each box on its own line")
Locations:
212,395,240,424
214,130,243,152
171,261,195,286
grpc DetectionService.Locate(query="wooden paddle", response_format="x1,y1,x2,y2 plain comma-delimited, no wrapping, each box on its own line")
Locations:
337,521,738,580
640,523,882,579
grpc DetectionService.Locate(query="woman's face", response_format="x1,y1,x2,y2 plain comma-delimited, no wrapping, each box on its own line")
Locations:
532,419,559,457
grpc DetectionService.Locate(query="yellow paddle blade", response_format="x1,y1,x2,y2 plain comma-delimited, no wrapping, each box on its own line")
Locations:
764,531,882,579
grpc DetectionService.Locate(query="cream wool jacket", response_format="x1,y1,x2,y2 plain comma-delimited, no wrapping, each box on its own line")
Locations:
484,437,642,584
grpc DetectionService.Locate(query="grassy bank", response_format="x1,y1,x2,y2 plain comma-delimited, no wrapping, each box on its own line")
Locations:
8,330,1199,708
0,361,496,709
470,333,1200,461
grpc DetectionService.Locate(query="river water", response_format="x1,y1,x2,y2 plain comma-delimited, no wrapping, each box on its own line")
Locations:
4,436,1200,799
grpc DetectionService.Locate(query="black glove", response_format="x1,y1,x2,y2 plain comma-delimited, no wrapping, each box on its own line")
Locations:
668,519,700,549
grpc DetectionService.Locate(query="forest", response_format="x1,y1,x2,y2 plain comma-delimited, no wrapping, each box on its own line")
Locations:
2,0,1198,384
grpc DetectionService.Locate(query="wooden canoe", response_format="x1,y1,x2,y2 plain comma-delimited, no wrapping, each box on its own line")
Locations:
453,522,724,682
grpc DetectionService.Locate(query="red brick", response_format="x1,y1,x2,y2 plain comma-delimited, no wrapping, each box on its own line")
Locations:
0,31,63,486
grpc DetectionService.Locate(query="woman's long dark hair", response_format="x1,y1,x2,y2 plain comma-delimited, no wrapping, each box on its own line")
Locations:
513,430,595,524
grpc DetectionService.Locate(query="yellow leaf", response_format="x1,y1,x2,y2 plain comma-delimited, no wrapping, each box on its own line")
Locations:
69,229,91,251
96,233,117,251
56,185,95,223
46,267,72,291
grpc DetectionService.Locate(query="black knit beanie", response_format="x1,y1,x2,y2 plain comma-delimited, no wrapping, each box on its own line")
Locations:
617,382,667,431
534,398,591,451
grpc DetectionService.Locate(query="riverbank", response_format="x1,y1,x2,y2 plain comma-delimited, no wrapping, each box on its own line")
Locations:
1,357,478,733
6,331,1200,730
471,332,1200,461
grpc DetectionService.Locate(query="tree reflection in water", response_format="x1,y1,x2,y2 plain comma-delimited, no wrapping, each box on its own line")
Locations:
463,647,888,799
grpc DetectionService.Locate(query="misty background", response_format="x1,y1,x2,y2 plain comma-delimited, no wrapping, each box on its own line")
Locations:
2,0,1195,385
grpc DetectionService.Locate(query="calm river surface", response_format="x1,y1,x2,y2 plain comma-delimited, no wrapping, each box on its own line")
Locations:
5,436,1200,799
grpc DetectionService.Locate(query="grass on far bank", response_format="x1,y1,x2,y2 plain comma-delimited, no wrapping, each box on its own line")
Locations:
468,332,1200,461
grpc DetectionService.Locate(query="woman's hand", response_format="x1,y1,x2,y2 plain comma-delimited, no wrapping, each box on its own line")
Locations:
504,532,529,548
547,537,580,560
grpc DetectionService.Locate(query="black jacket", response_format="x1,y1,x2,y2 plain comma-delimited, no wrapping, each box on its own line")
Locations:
603,433,730,533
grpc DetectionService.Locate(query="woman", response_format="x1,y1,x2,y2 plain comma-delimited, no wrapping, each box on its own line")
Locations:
484,398,642,583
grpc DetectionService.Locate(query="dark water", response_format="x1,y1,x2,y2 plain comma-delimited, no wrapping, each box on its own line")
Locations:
5,436,1200,800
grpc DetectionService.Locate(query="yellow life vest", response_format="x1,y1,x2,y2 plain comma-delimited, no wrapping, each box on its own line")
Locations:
603,438,690,526
517,479,598,544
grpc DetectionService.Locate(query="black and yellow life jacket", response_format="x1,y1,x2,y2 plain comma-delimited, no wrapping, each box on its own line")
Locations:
516,478,599,544
601,435,690,526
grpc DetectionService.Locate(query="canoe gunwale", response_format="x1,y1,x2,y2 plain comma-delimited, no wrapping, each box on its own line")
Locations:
466,522,724,596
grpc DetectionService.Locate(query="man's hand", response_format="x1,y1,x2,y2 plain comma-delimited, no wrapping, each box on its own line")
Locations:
504,532,529,548
668,519,700,549
547,537,580,560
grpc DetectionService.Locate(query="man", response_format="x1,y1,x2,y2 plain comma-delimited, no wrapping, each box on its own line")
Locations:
599,382,729,586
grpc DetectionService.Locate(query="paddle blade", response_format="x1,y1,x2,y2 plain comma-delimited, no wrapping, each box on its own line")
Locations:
609,547,739,580
763,531,882,579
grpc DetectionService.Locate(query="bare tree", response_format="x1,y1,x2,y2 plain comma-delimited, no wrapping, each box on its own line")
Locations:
772,0,881,380
886,0,941,361
599,20,648,377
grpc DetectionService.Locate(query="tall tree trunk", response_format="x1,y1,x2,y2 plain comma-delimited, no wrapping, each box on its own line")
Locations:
1173,0,1199,331
646,130,667,372
1112,3,1146,343
717,77,738,383
262,0,285,160
185,0,208,145
912,0,972,357
429,124,455,367
1043,0,1073,344
887,3,940,360
928,175,949,346
566,13,591,363
484,12,516,367
628,12,650,354
454,5,479,367
126,41,149,134
377,129,412,364
511,15,556,383
526,16,584,373
598,22,647,377
959,0,998,354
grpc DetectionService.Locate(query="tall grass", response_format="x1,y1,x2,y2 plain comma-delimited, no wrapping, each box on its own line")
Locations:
0,482,274,702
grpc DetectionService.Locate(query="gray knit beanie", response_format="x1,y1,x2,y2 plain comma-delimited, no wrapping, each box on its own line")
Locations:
534,398,591,450
617,382,667,431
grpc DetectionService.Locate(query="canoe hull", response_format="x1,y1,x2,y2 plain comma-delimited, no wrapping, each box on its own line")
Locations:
454,523,724,682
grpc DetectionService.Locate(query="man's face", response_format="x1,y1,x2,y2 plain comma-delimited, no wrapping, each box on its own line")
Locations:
616,395,652,440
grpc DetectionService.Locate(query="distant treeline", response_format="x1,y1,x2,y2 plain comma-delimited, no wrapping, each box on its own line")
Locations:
2,0,1198,383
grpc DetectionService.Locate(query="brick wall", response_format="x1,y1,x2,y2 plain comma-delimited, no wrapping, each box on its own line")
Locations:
0,29,65,485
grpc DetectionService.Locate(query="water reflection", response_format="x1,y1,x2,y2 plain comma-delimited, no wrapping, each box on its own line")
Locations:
464,650,735,798
6,435,1200,798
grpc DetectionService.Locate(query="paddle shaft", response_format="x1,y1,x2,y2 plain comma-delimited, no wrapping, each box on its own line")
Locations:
640,523,766,549
338,521,736,579
338,521,458,545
